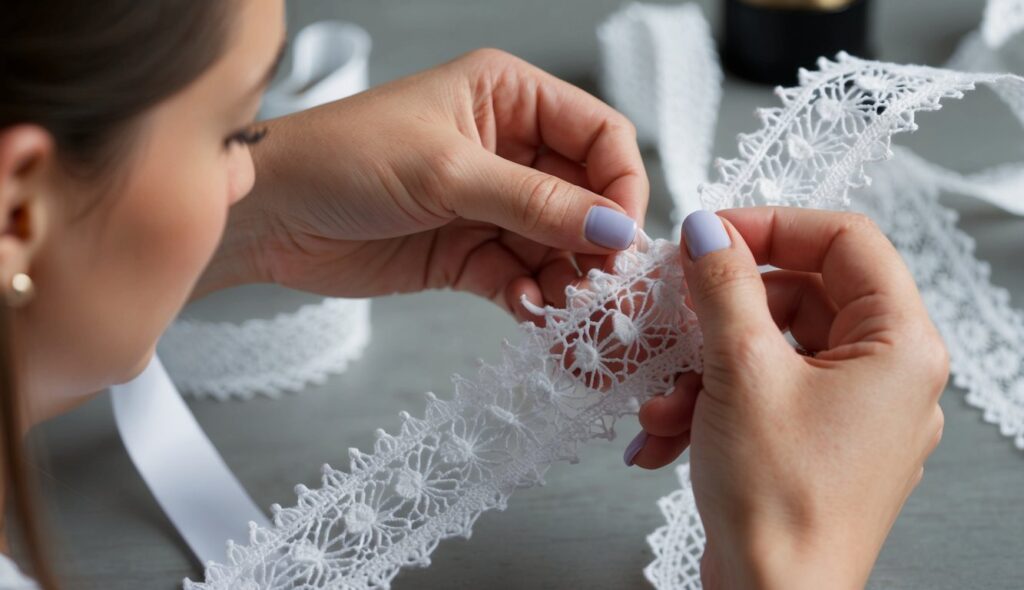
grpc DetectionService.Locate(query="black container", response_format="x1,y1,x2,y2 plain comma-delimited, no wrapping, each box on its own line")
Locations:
723,0,873,86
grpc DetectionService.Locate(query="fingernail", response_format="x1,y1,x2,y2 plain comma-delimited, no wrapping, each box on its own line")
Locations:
623,430,648,466
585,206,637,250
682,210,731,259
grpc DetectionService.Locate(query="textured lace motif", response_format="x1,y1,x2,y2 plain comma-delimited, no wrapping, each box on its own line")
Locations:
643,464,704,590
159,298,371,400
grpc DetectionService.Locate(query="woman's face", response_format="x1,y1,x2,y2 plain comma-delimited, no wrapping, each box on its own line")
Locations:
16,0,285,420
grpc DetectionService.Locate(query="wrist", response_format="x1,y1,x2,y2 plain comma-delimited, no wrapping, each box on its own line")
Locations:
191,204,272,300
704,517,873,590
192,116,295,300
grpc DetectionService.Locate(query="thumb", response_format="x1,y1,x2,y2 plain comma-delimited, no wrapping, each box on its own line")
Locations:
680,210,779,360
450,148,638,254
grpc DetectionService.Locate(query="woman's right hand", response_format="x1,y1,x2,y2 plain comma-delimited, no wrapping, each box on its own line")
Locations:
629,207,949,589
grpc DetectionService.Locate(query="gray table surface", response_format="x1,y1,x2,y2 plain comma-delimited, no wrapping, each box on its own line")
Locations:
28,0,1024,588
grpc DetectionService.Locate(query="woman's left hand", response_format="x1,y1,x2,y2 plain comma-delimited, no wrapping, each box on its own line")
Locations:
205,48,648,321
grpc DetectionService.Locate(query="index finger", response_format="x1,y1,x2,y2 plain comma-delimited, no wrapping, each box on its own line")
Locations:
717,207,920,312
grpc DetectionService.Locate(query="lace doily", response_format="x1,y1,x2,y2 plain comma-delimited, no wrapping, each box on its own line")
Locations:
159,299,371,401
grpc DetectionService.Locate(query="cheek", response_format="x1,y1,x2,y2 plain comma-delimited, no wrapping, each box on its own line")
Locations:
24,146,235,406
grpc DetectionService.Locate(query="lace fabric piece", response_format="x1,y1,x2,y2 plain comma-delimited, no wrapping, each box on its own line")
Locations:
159,298,371,400
643,464,704,590
699,54,1024,211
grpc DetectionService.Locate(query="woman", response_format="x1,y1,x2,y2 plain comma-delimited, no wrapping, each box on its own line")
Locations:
0,0,947,588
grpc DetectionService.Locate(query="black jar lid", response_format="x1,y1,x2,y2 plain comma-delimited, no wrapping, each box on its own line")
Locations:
723,0,873,86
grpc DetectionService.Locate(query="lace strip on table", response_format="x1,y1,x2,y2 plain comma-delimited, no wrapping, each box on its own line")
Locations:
159,298,371,400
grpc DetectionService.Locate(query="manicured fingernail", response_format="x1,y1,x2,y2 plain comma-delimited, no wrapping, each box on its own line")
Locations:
682,210,731,259
585,206,637,250
623,430,648,466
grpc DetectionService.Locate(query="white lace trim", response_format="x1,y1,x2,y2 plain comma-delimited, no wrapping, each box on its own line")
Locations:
643,464,704,590
159,298,371,400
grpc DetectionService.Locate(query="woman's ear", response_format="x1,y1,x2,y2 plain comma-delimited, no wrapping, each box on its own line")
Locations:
0,125,54,303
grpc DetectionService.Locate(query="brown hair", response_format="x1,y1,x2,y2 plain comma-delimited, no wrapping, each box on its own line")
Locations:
0,1,235,586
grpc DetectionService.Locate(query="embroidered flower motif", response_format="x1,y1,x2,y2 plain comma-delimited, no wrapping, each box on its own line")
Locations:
394,468,425,500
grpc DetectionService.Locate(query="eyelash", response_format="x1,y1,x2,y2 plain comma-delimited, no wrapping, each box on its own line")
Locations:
224,125,269,149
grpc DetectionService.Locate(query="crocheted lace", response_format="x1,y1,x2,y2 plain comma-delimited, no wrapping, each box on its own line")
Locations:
159,298,371,400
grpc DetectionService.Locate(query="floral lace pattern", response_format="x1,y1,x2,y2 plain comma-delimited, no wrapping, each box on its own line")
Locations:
643,464,704,590
159,298,371,400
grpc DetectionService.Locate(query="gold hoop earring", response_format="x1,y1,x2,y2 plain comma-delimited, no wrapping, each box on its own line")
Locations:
6,272,35,308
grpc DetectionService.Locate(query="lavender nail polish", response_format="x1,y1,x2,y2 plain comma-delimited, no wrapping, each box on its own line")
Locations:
682,210,731,259
623,430,648,466
585,206,637,250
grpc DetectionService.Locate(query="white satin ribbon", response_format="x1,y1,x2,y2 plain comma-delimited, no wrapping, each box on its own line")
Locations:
110,356,269,565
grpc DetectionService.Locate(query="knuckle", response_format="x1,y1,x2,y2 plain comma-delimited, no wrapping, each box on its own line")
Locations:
723,327,777,372
462,47,516,68
693,260,759,303
517,173,567,233
420,144,471,211
838,211,879,235
610,114,637,139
